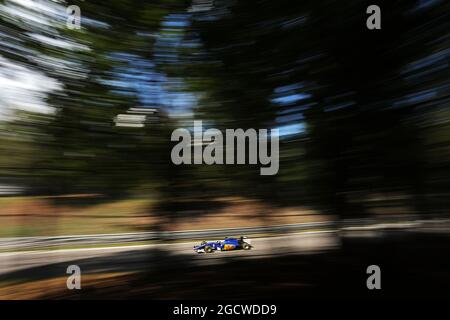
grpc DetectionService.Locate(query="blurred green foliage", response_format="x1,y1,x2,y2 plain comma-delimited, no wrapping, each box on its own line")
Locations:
1,0,449,219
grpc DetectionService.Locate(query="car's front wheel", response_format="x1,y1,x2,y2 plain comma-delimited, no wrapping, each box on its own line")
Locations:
242,243,251,250
204,246,213,253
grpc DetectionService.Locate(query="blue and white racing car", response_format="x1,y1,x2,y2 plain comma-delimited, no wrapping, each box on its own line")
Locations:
193,236,252,253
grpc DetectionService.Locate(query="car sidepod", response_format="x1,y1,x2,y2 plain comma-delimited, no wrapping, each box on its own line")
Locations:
222,238,239,251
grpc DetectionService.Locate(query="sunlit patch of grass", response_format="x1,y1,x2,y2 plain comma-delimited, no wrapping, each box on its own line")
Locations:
0,197,155,237
0,195,332,238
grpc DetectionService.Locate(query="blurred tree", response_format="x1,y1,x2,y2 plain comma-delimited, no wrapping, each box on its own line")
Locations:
163,0,450,218
0,0,188,196
1,0,449,222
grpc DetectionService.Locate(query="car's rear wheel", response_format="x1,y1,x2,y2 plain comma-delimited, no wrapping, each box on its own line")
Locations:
242,243,251,250
204,246,213,253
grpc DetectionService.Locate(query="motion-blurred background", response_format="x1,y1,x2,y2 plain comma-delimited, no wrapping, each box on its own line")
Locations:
1,0,450,299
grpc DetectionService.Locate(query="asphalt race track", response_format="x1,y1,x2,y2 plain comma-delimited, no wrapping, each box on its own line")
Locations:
0,232,340,277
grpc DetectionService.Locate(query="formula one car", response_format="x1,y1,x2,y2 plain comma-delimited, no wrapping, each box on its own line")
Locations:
193,236,252,253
